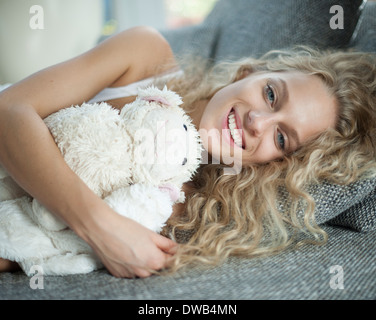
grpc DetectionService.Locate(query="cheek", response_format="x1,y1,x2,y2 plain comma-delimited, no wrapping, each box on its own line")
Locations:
205,85,237,113
199,101,217,131
242,139,281,164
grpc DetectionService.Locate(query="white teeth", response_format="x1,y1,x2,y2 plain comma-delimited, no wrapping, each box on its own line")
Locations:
228,111,243,148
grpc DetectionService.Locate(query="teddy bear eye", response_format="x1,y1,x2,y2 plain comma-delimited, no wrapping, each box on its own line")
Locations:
182,157,187,166
183,124,188,131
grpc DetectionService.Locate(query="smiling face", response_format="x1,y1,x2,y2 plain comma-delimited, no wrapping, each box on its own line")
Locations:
198,71,338,166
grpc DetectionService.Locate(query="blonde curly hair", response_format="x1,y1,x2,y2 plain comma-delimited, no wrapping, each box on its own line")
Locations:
160,47,376,273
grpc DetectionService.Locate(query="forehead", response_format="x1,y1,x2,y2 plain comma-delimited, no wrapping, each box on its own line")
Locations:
253,70,323,87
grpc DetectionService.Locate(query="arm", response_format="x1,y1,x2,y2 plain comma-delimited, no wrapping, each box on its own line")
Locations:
0,26,177,278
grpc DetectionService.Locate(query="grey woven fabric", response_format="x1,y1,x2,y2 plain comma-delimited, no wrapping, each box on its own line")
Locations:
161,0,364,61
1,0,375,300
1,225,375,300
351,0,376,52
327,187,376,232
279,177,376,230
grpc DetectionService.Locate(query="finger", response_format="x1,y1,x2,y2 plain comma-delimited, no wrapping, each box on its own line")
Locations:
148,252,174,273
163,252,175,264
106,265,133,278
153,234,178,254
103,261,134,278
109,260,153,279
133,267,152,279
99,254,139,279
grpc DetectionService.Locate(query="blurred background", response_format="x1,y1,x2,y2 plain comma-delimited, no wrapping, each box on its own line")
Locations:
0,0,218,83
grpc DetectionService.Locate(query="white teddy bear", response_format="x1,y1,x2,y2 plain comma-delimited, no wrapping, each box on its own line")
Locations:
0,86,202,276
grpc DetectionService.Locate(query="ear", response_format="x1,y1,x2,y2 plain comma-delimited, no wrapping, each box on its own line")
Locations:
235,65,253,81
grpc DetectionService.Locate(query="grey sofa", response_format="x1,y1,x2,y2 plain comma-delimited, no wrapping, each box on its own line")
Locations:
1,0,375,300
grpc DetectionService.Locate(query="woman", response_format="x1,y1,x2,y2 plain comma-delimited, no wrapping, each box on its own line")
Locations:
0,27,375,277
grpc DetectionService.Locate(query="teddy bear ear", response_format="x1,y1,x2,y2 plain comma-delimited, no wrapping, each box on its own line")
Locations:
138,86,183,108
141,96,172,107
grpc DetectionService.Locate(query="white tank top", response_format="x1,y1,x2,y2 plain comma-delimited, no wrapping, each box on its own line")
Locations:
88,70,183,103
0,84,11,92
0,69,183,104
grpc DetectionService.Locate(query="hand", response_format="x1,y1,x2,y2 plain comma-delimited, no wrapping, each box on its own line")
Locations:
80,208,177,278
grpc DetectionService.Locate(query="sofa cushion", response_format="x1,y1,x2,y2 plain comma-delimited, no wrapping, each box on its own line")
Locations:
351,1,376,53
326,187,376,232
161,0,365,61
278,177,376,232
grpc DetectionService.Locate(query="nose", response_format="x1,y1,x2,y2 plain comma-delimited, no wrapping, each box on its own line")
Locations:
247,111,276,137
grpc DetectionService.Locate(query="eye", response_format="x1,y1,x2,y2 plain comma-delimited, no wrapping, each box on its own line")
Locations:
276,130,286,151
182,157,187,166
265,84,276,106
183,124,188,131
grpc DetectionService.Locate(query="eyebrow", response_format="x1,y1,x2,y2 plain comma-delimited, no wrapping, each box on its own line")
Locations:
274,77,301,151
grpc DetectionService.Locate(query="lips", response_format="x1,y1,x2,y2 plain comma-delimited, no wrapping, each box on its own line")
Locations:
228,108,245,149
